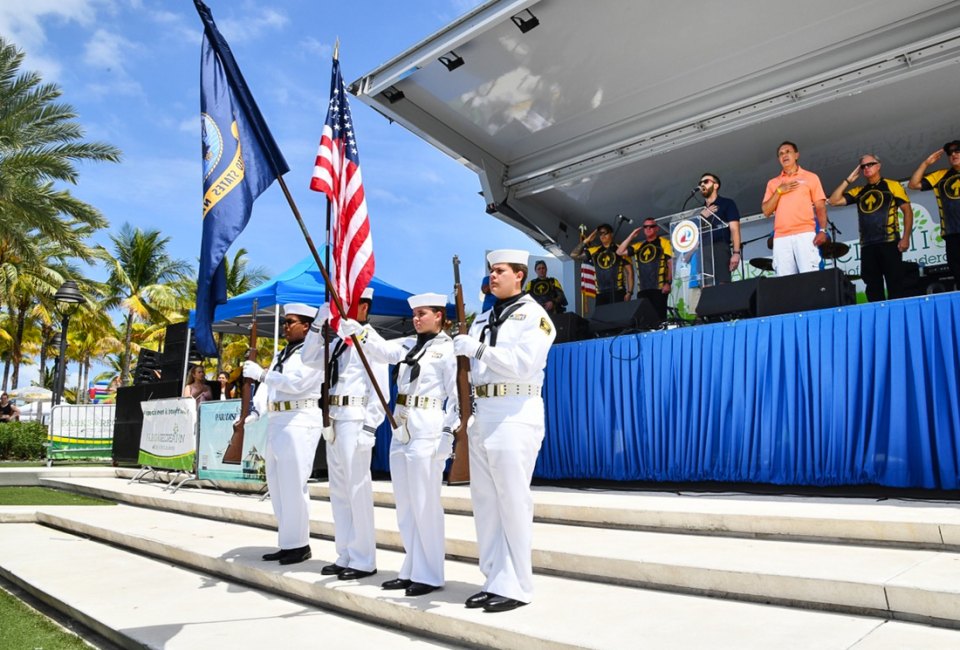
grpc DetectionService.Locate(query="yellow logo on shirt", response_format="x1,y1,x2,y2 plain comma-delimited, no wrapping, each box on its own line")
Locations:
540,318,552,334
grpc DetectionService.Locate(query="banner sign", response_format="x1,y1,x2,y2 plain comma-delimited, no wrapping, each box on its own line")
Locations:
138,398,197,471
48,404,115,460
196,399,268,483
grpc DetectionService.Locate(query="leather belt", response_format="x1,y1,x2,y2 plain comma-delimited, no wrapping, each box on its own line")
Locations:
396,394,442,409
269,399,320,412
329,395,368,407
472,383,541,398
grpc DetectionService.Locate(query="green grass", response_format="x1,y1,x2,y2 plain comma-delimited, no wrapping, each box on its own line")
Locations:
0,586,91,649
0,487,115,506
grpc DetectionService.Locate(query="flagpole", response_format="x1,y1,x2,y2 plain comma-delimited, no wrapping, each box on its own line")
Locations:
274,174,397,430
321,36,340,431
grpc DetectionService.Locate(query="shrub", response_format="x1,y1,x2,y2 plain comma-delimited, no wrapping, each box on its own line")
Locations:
0,422,48,460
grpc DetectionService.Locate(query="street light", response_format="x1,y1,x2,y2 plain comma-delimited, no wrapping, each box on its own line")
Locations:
53,280,84,406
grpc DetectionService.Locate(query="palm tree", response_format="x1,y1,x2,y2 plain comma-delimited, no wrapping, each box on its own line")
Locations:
101,223,191,386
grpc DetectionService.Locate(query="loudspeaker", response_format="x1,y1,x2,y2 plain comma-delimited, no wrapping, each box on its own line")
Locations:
589,299,661,336
551,312,589,343
160,322,201,384
756,268,855,317
696,279,758,321
112,380,181,464
133,349,162,385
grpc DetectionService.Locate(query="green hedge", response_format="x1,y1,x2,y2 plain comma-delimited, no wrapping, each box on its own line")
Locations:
0,422,47,460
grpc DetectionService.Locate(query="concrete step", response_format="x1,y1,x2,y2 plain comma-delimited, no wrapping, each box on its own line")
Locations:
39,476,960,627
9,504,960,649
0,521,456,649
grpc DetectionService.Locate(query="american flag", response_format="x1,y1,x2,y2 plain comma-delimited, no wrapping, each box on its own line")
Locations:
581,261,597,297
310,57,373,329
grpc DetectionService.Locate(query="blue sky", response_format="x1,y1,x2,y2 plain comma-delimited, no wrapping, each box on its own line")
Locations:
1,0,540,330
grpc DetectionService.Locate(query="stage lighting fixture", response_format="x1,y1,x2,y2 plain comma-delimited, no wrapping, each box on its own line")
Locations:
439,51,464,72
511,9,539,33
382,86,405,104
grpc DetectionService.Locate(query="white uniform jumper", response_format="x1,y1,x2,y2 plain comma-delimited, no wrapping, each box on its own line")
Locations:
466,293,555,603
252,341,324,550
303,323,388,573
358,329,458,587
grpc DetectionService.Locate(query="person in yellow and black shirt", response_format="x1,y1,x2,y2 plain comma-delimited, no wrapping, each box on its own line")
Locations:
571,223,632,307
524,260,567,314
829,153,911,302
617,218,673,322
909,139,960,291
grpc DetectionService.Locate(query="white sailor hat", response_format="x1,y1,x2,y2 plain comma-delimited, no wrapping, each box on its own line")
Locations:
486,249,529,267
361,287,374,301
283,303,318,319
407,292,447,310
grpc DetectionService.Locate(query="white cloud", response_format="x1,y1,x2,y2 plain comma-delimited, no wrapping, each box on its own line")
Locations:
218,8,287,43
83,28,137,72
299,37,331,58
0,1,97,79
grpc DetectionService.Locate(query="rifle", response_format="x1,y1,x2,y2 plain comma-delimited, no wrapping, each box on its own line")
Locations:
447,256,472,485
223,298,258,464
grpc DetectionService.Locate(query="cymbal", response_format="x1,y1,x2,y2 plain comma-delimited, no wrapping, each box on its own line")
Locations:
749,257,774,272
820,241,850,259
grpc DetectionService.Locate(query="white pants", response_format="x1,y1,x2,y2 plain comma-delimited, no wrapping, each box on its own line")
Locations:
390,435,447,586
327,419,376,571
264,411,321,549
469,419,544,603
773,231,821,276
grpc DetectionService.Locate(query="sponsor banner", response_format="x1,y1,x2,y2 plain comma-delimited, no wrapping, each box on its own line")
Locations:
138,398,197,471
196,399,268,483
48,404,116,459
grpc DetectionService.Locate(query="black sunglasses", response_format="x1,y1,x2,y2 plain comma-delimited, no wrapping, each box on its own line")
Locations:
283,318,303,326
698,179,713,186
643,224,658,229
948,148,960,155
598,230,612,235
859,162,879,169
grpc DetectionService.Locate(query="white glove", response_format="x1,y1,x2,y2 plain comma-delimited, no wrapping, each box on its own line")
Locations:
242,360,266,382
453,334,482,358
321,424,335,444
338,318,365,339
243,412,260,425
392,424,411,444
316,303,331,324
435,431,454,460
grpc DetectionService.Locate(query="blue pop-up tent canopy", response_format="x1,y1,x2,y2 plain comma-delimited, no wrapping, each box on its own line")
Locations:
189,255,430,338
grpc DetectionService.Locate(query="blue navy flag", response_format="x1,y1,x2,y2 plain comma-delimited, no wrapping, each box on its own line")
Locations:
193,0,289,357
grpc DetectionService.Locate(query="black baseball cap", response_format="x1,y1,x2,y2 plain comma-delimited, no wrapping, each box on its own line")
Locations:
943,140,960,154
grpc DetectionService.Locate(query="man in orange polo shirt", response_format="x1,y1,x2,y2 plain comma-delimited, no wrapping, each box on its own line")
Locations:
761,141,828,276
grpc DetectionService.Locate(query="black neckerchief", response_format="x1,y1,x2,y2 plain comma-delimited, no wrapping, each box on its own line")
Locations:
480,292,525,346
393,331,438,385
272,340,304,374
327,321,367,387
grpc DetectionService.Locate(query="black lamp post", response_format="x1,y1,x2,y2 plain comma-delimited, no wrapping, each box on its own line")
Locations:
53,281,85,406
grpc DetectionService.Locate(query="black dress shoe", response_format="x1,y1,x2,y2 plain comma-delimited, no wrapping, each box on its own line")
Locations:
464,591,493,608
381,578,412,590
321,563,346,576
482,596,527,613
404,582,440,597
262,549,285,561
337,568,377,580
278,546,312,565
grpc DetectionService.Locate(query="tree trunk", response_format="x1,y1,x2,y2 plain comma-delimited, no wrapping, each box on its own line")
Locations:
38,323,52,384
9,301,27,389
120,311,134,386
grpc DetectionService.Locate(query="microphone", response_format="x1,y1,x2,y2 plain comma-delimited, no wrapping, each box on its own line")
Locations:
617,214,632,224
688,186,700,196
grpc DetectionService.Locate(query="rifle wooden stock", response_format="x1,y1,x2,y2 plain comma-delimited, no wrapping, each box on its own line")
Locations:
447,255,472,485
223,298,258,464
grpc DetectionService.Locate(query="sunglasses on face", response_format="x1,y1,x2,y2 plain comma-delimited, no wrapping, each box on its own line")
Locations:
698,180,713,186
283,319,302,326
948,149,960,156
859,162,879,169
643,224,658,229
598,230,612,236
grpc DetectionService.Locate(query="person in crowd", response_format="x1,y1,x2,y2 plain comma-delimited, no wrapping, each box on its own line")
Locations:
696,172,743,284
182,365,212,405
617,219,673,322
302,287,388,581
571,224,632,305
217,371,234,400
339,293,456,597
761,141,829,276
0,393,20,422
524,260,567,314
480,275,497,312
453,249,556,613
908,140,960,290
829,154,912,301
243,303,326,566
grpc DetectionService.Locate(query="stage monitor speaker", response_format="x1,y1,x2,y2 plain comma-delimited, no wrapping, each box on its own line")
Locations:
756,268,855,317
551,312,589,343
589,299,661,336
696,279,758,321
112,380,181,464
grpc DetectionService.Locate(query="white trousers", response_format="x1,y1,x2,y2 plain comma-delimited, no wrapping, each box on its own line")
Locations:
469,419,544,603
772,231,821,276
327,419,376,571
264,412,321,549
390,435,447,587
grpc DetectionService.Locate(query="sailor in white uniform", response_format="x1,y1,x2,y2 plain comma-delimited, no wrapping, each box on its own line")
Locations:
242,302,325,566
453,249,556,613
341,292,457,597
301,287,388,580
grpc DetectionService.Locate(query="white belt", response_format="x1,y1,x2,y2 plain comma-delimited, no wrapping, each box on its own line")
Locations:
329,395,368,407
396,393,442,409
269,399,320,412
472,383,541,398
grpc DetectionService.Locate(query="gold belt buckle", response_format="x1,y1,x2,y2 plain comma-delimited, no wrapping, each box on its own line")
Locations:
494,383,508,397
475,385,488,398
397,394,409,407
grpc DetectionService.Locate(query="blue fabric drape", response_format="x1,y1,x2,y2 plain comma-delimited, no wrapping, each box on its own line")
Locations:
536,293,960,488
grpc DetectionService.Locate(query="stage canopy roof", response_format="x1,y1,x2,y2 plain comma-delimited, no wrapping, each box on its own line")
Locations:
350,0,960,257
